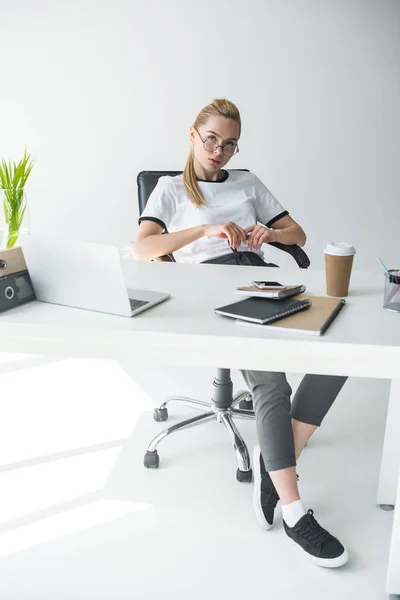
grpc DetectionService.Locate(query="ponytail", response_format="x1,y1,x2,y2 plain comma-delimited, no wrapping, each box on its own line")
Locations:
183,98,241,208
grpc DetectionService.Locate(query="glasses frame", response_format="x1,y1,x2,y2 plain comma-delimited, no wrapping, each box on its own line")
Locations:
194,127,239,157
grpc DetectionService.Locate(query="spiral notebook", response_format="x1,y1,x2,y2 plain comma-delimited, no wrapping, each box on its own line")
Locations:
214,296,311,324
236,296,345,335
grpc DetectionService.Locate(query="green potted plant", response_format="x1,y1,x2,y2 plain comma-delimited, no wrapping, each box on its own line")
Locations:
0,149,34,249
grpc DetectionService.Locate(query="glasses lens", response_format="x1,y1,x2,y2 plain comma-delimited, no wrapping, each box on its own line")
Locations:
222,143,237,156
204,138,217,152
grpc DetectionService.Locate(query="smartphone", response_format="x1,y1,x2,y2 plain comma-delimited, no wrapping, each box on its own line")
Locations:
252,280,285,289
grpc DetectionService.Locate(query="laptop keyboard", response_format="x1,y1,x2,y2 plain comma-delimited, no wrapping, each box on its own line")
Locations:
129,298,150,311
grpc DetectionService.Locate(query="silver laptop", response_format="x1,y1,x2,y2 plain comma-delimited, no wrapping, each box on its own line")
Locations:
20,234,170,317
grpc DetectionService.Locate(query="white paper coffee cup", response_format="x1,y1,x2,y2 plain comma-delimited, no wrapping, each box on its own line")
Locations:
324,242,356,297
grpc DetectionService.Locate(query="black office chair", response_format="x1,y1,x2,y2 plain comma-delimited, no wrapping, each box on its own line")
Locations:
138,170,310,482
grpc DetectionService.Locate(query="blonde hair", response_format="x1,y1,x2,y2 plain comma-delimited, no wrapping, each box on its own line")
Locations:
183,99,241,208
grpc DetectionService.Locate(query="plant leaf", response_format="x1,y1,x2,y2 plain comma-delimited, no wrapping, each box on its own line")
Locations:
0,150,32,244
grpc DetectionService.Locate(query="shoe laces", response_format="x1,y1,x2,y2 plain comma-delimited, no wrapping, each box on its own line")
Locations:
296,509,331,546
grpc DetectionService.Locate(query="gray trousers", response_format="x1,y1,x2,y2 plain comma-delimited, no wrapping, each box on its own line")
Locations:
241,371,347,471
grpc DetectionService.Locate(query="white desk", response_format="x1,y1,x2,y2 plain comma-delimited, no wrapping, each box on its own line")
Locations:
1,261,400,594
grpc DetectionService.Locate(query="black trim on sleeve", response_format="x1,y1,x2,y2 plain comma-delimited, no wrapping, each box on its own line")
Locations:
265,210,289,228
138,216,168,232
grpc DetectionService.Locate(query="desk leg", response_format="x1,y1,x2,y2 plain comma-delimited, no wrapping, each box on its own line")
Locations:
377,379,400,509
386,466,400,595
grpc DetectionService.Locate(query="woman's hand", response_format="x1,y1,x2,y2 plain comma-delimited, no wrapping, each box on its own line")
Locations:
244,224,280,251
203,222,247,249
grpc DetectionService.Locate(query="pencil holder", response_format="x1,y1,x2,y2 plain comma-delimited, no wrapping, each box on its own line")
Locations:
384,270,400,313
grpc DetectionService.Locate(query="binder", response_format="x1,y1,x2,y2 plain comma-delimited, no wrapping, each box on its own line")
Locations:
0,246,27,278
0,271,36,313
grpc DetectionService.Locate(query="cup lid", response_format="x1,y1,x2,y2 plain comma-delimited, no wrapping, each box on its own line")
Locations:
324,242,356,256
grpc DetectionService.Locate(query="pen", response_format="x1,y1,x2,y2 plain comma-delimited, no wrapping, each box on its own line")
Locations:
376,257,391,278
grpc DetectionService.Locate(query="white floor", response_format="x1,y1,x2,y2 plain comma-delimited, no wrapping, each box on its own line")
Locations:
0,353,397,599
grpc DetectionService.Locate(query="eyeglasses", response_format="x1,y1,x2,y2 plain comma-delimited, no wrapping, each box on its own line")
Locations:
194,127,239,157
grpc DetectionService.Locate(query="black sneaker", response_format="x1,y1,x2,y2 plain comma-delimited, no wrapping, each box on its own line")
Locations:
253,445,280,529
283,509,349,568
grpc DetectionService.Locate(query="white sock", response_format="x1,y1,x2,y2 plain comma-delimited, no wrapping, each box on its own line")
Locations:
282,500,306,528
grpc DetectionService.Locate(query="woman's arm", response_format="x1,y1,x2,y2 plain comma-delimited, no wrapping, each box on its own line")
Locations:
133,221,205,261
270,215,307,246
133,220,247,261
245,215,307,251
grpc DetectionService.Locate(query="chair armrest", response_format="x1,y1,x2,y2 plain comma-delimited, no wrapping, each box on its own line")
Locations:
267,242,310,269
153,254,176,262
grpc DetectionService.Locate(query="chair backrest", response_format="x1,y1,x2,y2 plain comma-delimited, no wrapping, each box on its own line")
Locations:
137,170,310,268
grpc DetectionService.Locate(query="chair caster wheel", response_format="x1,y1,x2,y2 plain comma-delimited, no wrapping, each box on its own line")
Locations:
144,450,160,468
238,398,254,411
379,504,394,511
237,468,252,483
153,408,168,422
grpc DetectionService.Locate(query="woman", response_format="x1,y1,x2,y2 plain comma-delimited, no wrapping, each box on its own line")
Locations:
134,99,348,568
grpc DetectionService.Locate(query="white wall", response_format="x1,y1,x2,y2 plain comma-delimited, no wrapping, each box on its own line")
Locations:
0,0,399,268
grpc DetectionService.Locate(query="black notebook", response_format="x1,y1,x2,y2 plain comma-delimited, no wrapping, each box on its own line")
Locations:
214,297,311,324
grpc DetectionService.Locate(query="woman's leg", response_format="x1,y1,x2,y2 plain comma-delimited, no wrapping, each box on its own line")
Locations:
240,369,301,513
241,369,349,567
290,374,348,458
241,370,296,472
293,420,317,460
269,381,347,504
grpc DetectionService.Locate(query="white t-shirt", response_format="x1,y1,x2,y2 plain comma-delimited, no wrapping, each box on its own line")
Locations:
138,170,288,264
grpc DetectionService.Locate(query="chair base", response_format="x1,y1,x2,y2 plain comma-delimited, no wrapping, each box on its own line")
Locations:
144,390,255,482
